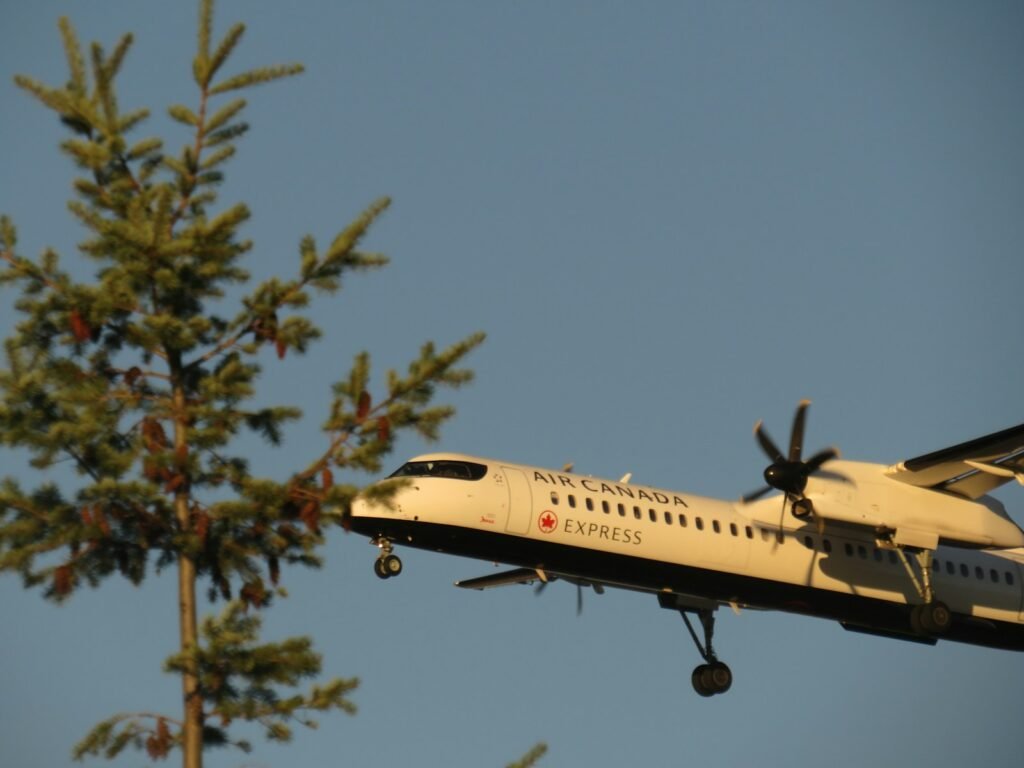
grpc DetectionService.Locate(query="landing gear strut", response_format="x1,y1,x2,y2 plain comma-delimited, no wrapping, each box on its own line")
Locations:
680,608,732,697
888,543,952,636
372,538,403,580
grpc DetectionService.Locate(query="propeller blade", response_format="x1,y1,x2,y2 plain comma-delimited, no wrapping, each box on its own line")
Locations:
804,447,838,473
789,399,810,462
741,485,774,503
754,421,785,463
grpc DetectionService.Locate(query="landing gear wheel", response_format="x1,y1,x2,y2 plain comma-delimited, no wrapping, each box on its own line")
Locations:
708,661,732,694
373,558,390,580
691,662,732,696
692,665,714,697
911,601,951,635
380,553,403,578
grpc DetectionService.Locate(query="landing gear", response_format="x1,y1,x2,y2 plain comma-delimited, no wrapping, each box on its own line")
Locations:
657,594,734,696
680,607,732,697
372,538,403,580
886,542,952,637
910,599,951,635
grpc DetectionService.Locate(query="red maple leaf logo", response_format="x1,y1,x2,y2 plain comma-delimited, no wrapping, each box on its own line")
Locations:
538,511,558,533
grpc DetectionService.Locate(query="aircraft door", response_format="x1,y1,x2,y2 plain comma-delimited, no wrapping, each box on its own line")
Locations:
502,467,533,535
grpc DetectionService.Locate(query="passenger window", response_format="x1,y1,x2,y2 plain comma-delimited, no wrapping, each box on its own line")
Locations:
585,497,594,512
760,528,770,542
678,513,687,527
975,566,984,580
990,569,999,583
550,492,559,505
696,517,704,531
649,509,657,522
844,543,854,557
945,561,955,575
857,545,867,559
617,503,626,517
712,520,721,534
664,511,672,525
730,523,738,537
633,506,641,520
602,500,610,514
745,526,754,539
1007,572,1015,586
803,536,814,550
568,495,576,509
960,564,969,578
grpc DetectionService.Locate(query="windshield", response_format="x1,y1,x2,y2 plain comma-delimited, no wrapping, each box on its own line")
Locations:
388,460,488,481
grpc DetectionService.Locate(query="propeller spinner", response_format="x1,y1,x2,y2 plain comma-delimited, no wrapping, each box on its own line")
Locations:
743,400,838,518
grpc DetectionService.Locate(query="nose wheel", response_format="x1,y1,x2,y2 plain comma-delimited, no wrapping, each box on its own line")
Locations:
371,538,403,579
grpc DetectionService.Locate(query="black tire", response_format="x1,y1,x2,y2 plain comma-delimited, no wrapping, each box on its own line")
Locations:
692,665,714,697
925,601,951,634
708,662,732,694
374,558,391,579
909,604,925,634
911,601,952,635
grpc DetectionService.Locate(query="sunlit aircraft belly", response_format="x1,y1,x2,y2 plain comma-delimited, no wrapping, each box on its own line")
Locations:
349,455,1024,651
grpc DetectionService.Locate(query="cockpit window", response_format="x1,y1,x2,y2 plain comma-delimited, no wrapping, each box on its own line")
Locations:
388,460,488,481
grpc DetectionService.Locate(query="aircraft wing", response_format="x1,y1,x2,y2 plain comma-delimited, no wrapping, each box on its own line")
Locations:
885,422,1024,499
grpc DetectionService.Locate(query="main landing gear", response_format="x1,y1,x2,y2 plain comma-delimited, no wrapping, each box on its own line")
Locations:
658,595,732,696
887,543,952,637
681,608,732,697
372,538,403,580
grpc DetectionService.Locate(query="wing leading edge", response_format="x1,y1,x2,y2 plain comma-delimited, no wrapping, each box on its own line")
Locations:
885,422,1024,499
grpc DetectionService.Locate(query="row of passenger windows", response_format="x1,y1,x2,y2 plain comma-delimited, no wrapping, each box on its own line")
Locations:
797,535,1015,585
549,491,1016,587
550,491,755,539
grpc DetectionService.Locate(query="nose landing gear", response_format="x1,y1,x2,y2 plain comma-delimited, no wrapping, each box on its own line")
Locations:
659,594,733,696
372,538,403,579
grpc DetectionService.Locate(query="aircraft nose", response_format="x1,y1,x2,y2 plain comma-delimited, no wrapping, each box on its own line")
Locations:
344,496,374,534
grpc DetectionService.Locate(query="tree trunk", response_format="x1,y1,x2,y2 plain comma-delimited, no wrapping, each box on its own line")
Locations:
172,366,203,768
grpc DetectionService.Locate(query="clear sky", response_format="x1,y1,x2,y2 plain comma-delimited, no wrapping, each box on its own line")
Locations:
2,1,1023,766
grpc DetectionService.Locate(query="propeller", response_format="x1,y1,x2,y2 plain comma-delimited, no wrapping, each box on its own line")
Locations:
742,400,838,522
535,576,603,616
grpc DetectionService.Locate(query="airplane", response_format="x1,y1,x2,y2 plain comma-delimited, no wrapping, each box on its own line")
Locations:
347,401,1024,696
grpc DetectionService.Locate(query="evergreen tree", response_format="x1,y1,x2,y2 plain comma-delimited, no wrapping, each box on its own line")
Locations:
0,2,485,765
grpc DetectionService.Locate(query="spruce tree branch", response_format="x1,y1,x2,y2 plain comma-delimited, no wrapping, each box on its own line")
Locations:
186,269,312,370
0,498,49,522
62,442,103,483
0,248,62,293
168,85,210,232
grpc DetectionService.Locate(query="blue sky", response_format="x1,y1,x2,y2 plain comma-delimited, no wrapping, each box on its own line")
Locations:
2,1,1023,766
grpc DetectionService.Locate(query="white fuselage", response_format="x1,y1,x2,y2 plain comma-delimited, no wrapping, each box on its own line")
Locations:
350,453,1024,650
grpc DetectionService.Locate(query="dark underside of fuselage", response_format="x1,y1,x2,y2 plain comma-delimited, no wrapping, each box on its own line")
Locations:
351,515,1024,652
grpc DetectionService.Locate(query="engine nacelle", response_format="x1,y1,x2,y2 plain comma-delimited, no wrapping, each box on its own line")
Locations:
806,460,1024,549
